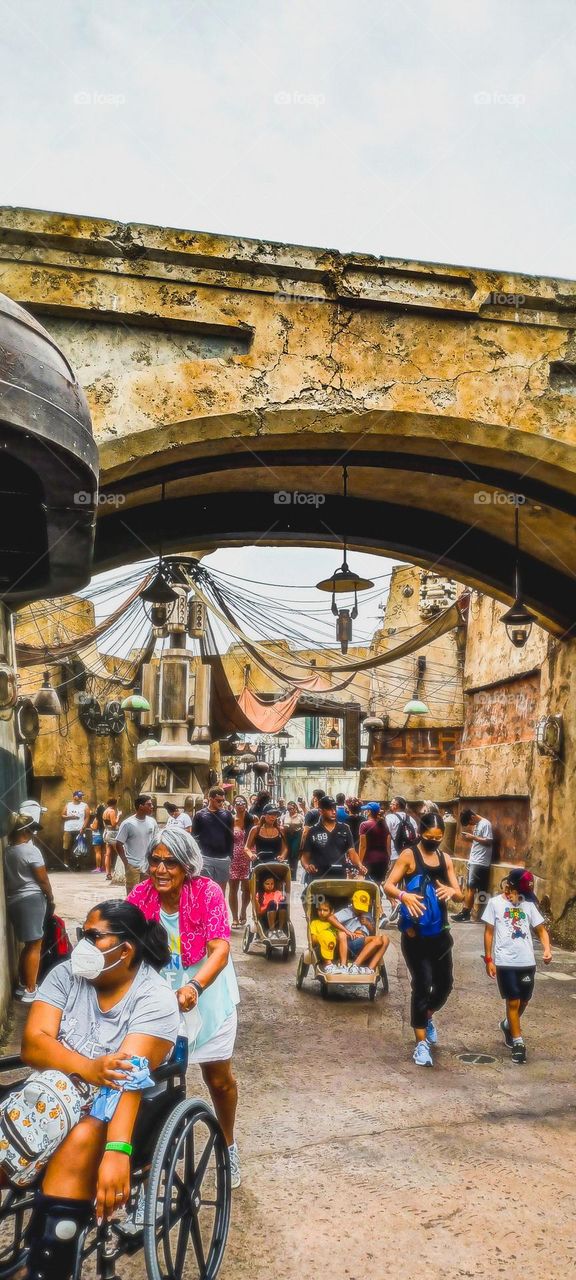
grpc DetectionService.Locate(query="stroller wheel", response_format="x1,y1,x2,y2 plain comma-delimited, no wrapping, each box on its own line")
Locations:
296,954,308,989
369,983,377,1002
288,924,296,956
242,924,253,953
379,962,389,994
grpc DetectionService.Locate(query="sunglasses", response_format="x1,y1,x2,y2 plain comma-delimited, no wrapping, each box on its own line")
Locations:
149,854,180,870
79,927,120,944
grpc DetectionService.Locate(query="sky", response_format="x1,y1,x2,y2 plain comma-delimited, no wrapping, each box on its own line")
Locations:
4,0,575,597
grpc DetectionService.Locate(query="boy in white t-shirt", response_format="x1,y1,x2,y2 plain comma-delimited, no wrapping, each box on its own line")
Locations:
482,867,552,1064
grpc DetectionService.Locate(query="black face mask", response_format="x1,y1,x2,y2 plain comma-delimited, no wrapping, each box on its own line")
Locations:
421,837,441,851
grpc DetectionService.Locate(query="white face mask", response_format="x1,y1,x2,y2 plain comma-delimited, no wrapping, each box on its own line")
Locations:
70,938,124,981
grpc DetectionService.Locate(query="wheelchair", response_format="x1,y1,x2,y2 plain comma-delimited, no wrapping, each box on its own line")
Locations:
0,1040,231,1280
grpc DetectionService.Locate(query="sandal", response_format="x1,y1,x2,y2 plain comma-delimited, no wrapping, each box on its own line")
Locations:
231,920,241,929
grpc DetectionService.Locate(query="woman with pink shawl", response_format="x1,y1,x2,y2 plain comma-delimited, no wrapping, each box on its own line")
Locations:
128,825,242,1188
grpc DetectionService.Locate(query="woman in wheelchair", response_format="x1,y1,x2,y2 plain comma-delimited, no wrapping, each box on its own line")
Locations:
15,900,180,1280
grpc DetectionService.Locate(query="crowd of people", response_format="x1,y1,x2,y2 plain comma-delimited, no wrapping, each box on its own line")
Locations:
0,781,551,1273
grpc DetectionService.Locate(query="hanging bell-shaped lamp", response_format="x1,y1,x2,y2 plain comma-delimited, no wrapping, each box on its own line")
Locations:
33,670,62,717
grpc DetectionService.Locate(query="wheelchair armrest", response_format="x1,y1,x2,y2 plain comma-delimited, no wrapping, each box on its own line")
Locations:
152,1037,189,1085
0,1055,24,1073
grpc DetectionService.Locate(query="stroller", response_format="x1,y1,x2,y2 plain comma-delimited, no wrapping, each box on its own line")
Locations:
242,861,296,961
296,877,389,1000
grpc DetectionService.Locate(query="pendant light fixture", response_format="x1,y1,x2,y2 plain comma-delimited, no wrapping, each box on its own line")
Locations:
33,670,63,717
139,482,178,627
403,656,430,717
315,467,373,652
499,499,535,648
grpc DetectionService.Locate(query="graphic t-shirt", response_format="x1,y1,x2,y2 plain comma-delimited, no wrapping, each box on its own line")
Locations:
469,818,493,867
302,821,354,876
482,893,544,967
166,812,193,831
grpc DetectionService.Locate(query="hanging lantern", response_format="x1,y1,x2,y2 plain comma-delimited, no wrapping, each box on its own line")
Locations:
499,499,535,649
14,698,40,744
33,670,62,717
253,760,269,775
326,721,340,748
500,597,534,649
363,712,384,731
403,656,429,716
140,568,178,629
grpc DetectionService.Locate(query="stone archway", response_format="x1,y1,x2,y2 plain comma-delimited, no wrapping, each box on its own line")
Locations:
1,206,575,628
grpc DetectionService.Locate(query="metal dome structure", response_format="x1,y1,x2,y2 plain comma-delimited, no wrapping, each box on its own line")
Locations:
0,292,98,602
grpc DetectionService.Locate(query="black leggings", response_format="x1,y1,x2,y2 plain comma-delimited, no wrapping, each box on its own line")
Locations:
401,931,454,1030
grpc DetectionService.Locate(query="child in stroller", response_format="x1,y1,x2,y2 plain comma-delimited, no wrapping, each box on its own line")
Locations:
255,873,289,942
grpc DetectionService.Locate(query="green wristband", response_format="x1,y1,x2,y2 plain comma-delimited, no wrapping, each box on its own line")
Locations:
105,1141,133,1157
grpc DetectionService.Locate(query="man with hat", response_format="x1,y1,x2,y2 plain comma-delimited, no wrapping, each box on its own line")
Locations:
481,866,552,1064
5,811,54,1002
61,789,90,870
300,796,366,883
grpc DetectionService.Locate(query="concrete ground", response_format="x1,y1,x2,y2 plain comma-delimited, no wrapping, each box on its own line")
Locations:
6,872,576,1280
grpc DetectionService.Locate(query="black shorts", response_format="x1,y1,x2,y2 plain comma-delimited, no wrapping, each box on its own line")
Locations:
496,966,536,1002
467,863,490,892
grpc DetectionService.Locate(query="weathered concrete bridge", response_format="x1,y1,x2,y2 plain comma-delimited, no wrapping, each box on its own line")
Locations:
2,207,576,630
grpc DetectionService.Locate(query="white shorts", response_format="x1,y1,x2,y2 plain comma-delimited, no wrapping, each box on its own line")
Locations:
189,1008,238,1065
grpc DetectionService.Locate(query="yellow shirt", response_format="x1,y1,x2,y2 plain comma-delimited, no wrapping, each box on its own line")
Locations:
310,919,337,961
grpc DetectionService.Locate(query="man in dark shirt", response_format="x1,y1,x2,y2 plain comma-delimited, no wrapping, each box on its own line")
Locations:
301,797,366,883
192,785,233,887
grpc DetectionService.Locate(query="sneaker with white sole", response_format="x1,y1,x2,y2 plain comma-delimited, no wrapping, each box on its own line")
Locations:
19,987,37,1004
228,1142,241,1188
426,1018,438,1045
413,1041,433,1067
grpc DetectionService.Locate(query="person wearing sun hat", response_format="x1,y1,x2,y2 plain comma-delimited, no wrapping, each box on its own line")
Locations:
5,811,55,1002
482,865,551,1064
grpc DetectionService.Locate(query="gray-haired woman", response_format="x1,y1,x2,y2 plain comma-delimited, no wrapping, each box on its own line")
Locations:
127,826,242,1187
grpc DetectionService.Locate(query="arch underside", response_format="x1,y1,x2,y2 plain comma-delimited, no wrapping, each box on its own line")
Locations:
95,414,576,635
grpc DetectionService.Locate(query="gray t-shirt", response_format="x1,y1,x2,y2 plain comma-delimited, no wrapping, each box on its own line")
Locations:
4,840,45,900
37,960,179,1058
116,815,159,869
469,818,493,867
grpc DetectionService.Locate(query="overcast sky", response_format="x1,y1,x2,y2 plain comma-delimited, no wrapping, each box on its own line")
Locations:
4,0,575,596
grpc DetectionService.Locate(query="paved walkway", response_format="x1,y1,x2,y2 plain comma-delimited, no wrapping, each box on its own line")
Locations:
7,873,576,1279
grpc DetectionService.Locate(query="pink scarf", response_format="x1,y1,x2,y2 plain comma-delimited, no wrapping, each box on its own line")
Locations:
127,876,230,968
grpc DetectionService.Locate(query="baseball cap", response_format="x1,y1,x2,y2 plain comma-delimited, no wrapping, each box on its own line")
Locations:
319,796,336,810
262,803,280,815
352,889,371,912
363,801,381,815
73,790,83,798
507,867,537,902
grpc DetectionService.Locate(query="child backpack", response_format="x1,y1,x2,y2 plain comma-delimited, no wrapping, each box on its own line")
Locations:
398,850,446,937
0,1071,90,1186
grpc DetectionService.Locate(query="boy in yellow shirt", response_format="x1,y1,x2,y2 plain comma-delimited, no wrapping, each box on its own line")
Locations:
310,898,349,972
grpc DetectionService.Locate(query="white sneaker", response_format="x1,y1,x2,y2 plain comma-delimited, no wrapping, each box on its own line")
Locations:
347,964,360,975
19,987,37,1004
228,1142,241,1189
324,963,337,973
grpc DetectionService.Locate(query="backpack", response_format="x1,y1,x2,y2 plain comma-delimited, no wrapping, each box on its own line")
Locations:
39,911,72,981
0,1071,90,1186
394,813,418,851
398,849,446,937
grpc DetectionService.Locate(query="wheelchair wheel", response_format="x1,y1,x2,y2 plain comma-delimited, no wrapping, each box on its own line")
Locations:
0,1186,34,1277
143,1096,230,1280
